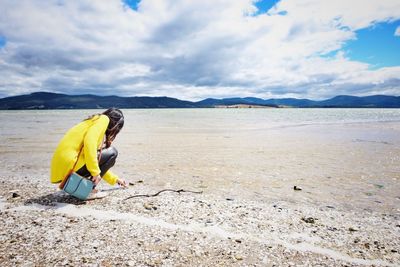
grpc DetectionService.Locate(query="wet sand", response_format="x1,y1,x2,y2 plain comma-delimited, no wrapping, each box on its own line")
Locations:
0,109,399,266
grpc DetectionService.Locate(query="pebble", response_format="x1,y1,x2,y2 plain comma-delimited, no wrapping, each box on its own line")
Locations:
234,254,243,260
144,202,156,210
12,192,21,198
301,217,316,224
293,186,302,191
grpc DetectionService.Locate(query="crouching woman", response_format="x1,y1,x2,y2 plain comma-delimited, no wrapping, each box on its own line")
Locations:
50,108,127,197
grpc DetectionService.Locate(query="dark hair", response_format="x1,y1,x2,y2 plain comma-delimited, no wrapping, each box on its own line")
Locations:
103,108,124,148
86,108,124,148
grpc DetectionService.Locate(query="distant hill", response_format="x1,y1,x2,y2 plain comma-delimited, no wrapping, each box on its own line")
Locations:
0,92,197,109
0,92,399,109
195,95,400,108
318,95,400,108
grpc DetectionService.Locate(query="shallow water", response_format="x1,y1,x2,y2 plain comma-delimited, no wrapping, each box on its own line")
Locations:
1,109,399,212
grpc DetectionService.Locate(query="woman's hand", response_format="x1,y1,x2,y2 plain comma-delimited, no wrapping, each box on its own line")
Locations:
117,178,127,188
91,175,101,185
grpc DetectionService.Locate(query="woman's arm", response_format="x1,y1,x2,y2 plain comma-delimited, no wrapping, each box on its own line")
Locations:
83,115,109,177
102,170,126,187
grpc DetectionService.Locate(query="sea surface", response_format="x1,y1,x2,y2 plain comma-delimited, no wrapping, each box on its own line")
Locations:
1,108,399,212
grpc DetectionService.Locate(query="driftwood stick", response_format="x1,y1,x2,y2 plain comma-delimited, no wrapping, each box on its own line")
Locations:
123,189,203,201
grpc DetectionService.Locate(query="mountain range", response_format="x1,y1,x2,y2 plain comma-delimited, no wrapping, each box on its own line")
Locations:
0,92,399,109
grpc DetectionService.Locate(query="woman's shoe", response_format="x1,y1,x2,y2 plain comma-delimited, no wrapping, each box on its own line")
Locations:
87,190,108,200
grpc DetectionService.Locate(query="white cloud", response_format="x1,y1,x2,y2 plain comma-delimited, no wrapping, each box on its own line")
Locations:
270,0,400,30
0,0,399,100
395,26,400,36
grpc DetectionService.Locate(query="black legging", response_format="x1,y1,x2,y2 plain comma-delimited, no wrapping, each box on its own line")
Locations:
76,146,118,179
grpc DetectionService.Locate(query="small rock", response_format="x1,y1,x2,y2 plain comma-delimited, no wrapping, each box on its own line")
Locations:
146,259,162,267
234,255,243,261
293,186,302,191
101,260,113,267
12,192,20,198
32,220,41,226
143,203,154,210
301,217,316,223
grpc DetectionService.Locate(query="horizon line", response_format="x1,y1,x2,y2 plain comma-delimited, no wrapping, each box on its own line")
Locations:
1,91,399,103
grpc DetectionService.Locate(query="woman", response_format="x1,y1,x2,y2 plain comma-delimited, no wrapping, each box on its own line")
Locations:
50,108,127,196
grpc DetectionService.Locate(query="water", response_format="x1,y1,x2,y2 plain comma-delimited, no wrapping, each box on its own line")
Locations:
1,108,400,134
1,108,399,212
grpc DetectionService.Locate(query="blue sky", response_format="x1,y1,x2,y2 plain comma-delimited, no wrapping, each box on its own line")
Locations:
254,0,281,14
0,0,399,100
122,0,140,10
0,36,6,48
344,20,400,69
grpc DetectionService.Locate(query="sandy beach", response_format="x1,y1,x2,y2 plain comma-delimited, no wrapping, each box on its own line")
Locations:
0,109,399,266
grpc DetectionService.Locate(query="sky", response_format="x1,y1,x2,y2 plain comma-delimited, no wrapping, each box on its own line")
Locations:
0,0,399,100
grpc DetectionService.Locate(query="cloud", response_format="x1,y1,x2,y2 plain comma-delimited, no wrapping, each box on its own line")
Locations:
395,26,400,36
0,0,399,100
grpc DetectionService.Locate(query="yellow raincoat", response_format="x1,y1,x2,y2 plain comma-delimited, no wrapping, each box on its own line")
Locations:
50,114,118,185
